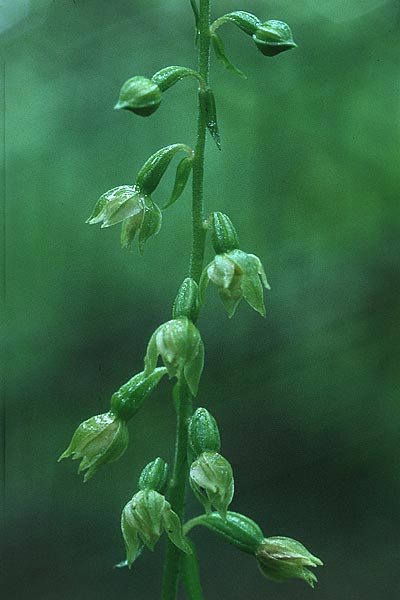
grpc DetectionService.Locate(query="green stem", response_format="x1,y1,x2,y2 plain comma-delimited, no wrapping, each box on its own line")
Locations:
189,0,211,284
162,381,193,599
162,3,211,598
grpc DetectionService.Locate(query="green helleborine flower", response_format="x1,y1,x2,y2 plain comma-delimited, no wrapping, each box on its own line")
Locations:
86,185,162,253
121,489,191,567
58,411,129,482
114,76,162,116
255,536,323,587
189,451,234,520
144,317,204,396
201,248,270,318
253,20,297,57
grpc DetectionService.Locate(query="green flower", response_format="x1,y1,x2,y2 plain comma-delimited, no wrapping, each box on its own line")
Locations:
144,317,204,396
256,536,323,587
58,411,128,482
200,248,270,317
86,185,161,253
121,489,191,567
189,451,234,520
114,76,162,116
253,20,297,57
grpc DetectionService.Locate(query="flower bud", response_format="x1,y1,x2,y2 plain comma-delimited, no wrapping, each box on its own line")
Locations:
189,451,234,520
58,411,128,482
256,536,323,587
253,20,297,57
172,278,199,321
110,367,167,421
114,76,162,116
200,248,270,318
211,212,239,254
138,457,169,493
144,317,204,396
121,489,191,567
189,408,220,457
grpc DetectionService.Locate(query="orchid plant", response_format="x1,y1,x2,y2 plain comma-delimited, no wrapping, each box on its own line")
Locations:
59,2,322,598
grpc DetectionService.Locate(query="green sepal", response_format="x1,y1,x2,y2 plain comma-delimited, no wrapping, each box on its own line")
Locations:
228,249,270,317
201,88,221,150
211,212,239,254
256,537,323,587
144,318,204,396
151,66,204,92
162,156,193,210
188,511,264,555
121,490,191,567
181,539,205,600
86,185,144,228
114,76,161,116
136,144,193,195
138,457,169,493
189,408,221,457
253,20,297,57
58,411,129,482
110,367,167,421
138,196,162,254
211,11,261,36
202,249,270,318
172,278,199,321
211,32,246,79
189,451,234,520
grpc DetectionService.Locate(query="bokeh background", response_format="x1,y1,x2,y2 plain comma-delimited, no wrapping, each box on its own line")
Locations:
2,0,400,598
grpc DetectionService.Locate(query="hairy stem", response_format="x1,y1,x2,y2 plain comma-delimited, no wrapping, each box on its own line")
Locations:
162,381,193,599
190,0,211,283
162,2,211,598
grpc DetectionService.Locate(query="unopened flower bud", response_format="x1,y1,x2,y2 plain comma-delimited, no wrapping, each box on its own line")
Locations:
138,457,169,493
121,489,191,567
253,20,297,57
189,451,234,520
58,411,128,482
200,248,270,317
172,278,199,321
256,536,323,587
211,212,239,254
114,76,162,116
144,317,204,396
189,408,220,457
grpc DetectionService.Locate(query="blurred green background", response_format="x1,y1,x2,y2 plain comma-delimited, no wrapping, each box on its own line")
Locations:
2,0,400,598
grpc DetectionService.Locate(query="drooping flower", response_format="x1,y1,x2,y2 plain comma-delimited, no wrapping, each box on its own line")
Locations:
58,411,128,482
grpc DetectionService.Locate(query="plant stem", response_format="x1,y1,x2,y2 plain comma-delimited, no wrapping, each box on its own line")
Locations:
190,0,211,284
162,2,211,598
162,381,193,599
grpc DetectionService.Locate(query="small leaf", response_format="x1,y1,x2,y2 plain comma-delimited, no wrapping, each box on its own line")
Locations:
202,88,221,150
136,144,193,195
184,337,204,396
138,197,162,254
162,156,193,210
211,33,246,79
152,66,203,93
